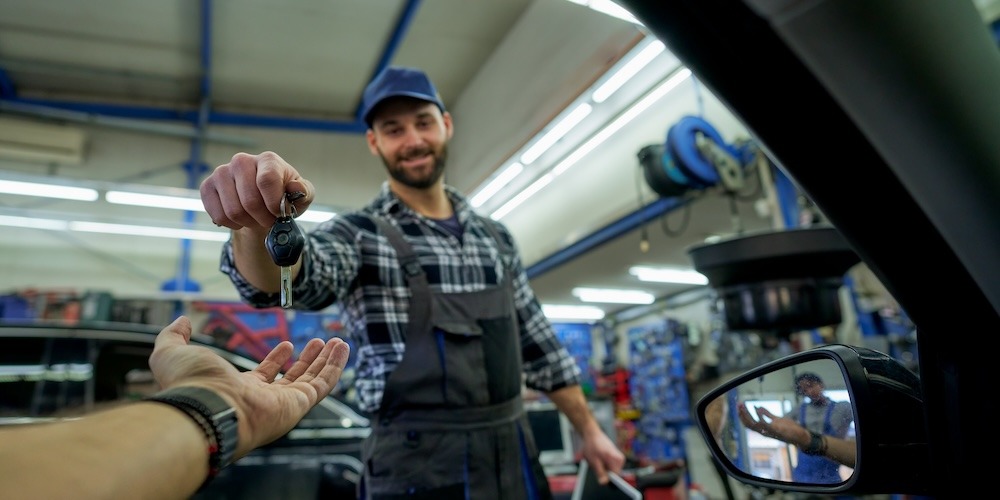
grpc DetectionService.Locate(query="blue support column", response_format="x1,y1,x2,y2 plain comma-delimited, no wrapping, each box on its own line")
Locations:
161,0,213,315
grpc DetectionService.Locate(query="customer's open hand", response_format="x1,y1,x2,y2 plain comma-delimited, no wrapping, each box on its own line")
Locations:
149,316,350,459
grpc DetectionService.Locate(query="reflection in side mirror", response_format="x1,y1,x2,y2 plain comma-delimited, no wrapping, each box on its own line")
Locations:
696,344,931,496
702,359,856,485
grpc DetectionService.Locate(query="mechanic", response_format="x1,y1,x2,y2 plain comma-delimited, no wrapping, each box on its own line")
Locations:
0,316,351,500
785,372,854,483
737,403,856,469
199,66,625,499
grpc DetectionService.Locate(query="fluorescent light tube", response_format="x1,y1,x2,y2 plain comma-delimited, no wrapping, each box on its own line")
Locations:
565,0,642,25
0,214,70,230
592,40,665,103
572,287,655,304
470,163,523,208
587,0,641,24
0,179,98,201
629,266,708,285
520,103,593,165
106,190,204,211
107,189,336,223
69,221,229,241
296,209,337,223
554,67,691,177
542,304,606,321
491,173,554,220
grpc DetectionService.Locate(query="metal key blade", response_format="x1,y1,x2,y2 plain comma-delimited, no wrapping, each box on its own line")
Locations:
267,193,306,310
280,265,293,308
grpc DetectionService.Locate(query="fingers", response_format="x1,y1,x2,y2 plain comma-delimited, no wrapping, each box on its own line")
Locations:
200,151,310,230
285,177,316,216
757,407,777,419
281,338,327,381
273,338,349,392
589,458,610,485
255,341,295,382
314,340,350,388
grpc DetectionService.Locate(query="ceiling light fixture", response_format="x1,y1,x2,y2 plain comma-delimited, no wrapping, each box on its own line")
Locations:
106,190,204,211
69,221,229,241
542,304,606,321
591,40,665,103
564,0,643,25
553,67,691,177
105,188,337,223
0,179,98,201
519,103,593,165
490,173,555,220
488,67,691,221
294,209,337,223
0,214,70,230
629,265,708,285
0,209,229,242
470,162,524,208
572,287,655,304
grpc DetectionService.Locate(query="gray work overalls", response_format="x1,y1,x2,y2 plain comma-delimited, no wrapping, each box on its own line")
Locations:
359,215,553,500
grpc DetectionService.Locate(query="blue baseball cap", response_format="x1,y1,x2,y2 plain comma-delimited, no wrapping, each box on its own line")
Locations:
360,66,446,127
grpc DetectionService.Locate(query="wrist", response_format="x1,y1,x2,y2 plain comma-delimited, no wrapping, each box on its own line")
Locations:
801,430,828,455
145,386,240,489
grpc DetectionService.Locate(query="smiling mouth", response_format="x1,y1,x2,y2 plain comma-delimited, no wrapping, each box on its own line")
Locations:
400,153,431,166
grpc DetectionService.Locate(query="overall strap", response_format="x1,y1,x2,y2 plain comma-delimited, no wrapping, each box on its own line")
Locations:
475,215,514,280
368,214,431,296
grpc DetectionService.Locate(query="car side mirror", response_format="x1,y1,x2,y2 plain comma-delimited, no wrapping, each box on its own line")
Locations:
695,344,932,496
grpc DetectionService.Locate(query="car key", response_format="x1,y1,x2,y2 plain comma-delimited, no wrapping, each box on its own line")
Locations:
265,192,306,308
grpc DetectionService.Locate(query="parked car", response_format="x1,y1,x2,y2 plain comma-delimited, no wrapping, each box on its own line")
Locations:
618,0,998,497
0,320,371,499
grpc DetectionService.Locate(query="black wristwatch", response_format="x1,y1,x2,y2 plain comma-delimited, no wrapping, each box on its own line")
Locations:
145,386,240,487
801,430,827,455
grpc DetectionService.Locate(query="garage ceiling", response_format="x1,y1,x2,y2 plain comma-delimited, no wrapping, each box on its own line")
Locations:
2,0,998,322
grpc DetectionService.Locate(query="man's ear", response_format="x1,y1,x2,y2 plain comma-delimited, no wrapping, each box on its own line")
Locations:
366,129,379,156
443,111,454,140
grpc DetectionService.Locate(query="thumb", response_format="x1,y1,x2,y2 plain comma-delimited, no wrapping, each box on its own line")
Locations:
284,177,315,214
154,316,192,349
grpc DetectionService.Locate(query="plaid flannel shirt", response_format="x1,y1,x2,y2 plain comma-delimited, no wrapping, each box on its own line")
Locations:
221,182,581,413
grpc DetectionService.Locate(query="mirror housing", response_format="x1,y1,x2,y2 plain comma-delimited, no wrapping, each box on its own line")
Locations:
695,344,931,496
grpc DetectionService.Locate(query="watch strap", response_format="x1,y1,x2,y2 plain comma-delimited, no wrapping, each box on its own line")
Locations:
145,386,239,487
801,430,827,455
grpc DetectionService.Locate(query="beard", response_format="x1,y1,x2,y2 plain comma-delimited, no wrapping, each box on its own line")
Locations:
379,143,448,189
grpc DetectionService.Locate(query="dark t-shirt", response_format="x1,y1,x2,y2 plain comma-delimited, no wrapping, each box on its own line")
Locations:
433,214,464,241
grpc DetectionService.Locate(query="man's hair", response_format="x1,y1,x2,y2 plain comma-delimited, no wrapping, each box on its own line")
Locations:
794,372,824,393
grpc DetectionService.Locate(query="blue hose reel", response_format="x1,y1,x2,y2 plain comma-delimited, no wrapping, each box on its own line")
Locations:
639,115,749,197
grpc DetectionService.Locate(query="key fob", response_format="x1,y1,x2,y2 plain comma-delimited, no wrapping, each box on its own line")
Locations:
265,215,305,267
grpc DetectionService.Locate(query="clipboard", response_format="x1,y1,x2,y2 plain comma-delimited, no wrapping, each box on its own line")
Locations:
570,459,643,500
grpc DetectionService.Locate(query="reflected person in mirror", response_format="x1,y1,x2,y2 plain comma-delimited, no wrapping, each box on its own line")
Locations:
741,372,854,483
737,404,856,468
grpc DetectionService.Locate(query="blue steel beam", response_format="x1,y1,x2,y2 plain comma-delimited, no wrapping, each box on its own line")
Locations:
163,0,215,297
0,0,425,134
0,68,14,98
526,196,690,279
354,0,423,122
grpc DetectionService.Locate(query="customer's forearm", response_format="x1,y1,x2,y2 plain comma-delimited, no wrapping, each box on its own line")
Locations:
824,436,857,468
0,403,208,500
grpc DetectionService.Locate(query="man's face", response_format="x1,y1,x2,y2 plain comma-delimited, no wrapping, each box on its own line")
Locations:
797,379,824,401
366,99,453,189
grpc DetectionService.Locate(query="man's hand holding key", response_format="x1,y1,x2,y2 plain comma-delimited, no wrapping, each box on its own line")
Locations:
200,152,316,300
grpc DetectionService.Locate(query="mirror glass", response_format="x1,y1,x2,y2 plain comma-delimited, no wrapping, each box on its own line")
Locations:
701,358,856,485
